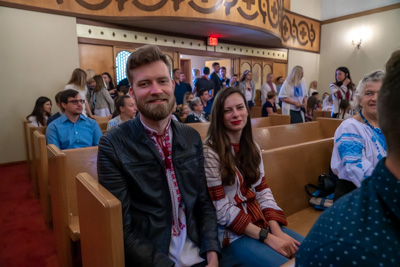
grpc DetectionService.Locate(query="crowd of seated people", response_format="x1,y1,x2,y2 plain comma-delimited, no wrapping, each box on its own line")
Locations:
25,44,399,266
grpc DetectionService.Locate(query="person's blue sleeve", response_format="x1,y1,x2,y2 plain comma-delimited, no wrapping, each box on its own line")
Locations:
92,122,102,146
46,123,61,149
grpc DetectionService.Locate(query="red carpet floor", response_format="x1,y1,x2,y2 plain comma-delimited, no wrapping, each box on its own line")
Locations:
0,163,60,267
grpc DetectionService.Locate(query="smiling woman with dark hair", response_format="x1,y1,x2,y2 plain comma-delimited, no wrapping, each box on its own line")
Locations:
203,87,303,267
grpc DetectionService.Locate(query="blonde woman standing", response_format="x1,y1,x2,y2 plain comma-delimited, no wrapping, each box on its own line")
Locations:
65,68,95,118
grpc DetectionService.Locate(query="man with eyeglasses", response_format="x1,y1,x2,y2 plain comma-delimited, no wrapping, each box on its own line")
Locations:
46,89,101,149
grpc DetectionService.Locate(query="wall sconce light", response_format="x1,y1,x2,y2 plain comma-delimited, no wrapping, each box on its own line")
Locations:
352,38,362,49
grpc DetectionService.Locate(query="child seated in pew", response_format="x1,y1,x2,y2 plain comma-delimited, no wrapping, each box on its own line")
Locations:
338,99,352,120
27,96,52,127
203,87,303,267
305,95,319,122
107,95,137,130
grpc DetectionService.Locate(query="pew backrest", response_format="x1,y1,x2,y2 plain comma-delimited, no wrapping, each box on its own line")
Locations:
316,117,343,138
186,122,210,140
250,106,262,118
262,138,334,216
313,110,331,121
251,117,272,128
47,144,98,266
269,114,290,126
76,172,124,267
253,121,325,151
33,130,52,226
28,123,46,196
96,116,110,131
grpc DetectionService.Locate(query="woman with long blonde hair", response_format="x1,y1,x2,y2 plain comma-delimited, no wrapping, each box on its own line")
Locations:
65,68,95,118
278,66,307,123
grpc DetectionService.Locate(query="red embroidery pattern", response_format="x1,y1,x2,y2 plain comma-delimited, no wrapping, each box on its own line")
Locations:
144,122,186,237
208,185,226,201
263,208,287,226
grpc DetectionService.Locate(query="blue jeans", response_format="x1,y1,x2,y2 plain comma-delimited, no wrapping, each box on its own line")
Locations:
220,227,304,267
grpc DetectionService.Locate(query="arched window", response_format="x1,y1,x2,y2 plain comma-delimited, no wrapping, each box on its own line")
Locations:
116,50,131,84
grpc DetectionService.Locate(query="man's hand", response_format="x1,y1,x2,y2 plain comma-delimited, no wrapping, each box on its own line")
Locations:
206,251,218,267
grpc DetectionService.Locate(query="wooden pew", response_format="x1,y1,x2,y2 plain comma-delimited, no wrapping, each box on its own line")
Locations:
76,172,124,267
251,114,290,128
187,114,290,141
251,117,272,128
26,123,46,197
33,130,52,227
269,113,290,125
316,117,343,137
95,116,110,131
250,106,262,118
253,120,340,151
312,110,331,121
47,144,98,267
23,119,31,176
262,138,334,236
186,122,210,140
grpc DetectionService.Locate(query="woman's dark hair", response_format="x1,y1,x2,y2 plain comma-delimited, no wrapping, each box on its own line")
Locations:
102,72,115,89
114,95,131,115
93,75,105,93
339,99,350,119
205,87,261,186
306,96,319,114
335,66,355,91
276,76,283,83
26,96,52,126
240,70,251,82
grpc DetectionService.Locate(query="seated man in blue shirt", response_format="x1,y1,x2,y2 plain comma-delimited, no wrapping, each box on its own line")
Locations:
296,50,400,266
198,88,212,117
46,89,102,150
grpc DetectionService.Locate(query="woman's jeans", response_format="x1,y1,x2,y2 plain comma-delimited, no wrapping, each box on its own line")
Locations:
220,227,304,267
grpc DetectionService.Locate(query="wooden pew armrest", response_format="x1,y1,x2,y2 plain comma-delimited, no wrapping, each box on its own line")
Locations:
286,207,322,237
69,216,80,241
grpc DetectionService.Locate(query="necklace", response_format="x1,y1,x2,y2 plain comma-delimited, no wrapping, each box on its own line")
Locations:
359,110,381,133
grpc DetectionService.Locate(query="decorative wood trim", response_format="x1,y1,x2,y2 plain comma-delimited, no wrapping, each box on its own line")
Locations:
78,37,288,64
322,3,400,25
0,0,320,53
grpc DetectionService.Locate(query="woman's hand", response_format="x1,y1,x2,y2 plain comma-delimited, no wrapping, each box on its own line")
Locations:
294,101,302,108
273,230,301,247
342,78,351,86
264,233,297,259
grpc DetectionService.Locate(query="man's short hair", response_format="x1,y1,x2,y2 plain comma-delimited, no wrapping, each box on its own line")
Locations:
312,92,319,96
55,91,63,104
232,74,238,78
60,89,79,104
203,67,210,75
198,88,208,97
173,68,180,75
126,45,170,85
212,62,219,67
378,50,400,157
221,66,226,71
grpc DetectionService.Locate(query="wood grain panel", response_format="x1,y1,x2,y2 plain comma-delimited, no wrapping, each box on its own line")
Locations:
78,43,114,81
273,62,287,80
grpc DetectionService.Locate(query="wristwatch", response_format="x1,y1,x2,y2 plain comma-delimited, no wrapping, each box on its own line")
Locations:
258,228,268,243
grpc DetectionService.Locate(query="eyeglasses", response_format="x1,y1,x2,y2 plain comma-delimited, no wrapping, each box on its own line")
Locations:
68,99,85,105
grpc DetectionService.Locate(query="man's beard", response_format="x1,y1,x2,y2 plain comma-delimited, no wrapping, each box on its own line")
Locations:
137,94,175,121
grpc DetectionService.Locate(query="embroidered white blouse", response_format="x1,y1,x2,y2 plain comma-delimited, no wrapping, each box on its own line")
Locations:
331,118,387,188
203,143,286,246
